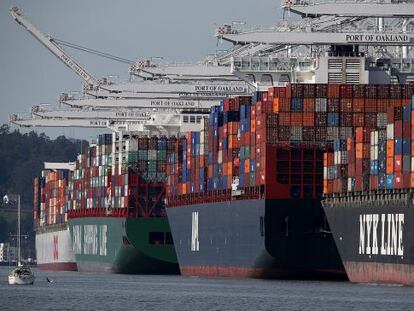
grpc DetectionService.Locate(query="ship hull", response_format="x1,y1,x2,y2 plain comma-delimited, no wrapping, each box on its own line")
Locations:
324,202,413,285
68,216,179,274
167,198,344,279
35,225,77,271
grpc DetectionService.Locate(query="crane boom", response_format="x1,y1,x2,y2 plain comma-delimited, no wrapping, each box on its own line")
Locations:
62,97,220,109
10,7,97,85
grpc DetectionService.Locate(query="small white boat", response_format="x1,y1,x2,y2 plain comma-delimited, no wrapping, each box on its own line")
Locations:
4,194,35,285
8,265,35,285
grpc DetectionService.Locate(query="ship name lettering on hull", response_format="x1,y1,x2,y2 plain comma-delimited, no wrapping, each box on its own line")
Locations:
72,224,107,256
359,213,404,256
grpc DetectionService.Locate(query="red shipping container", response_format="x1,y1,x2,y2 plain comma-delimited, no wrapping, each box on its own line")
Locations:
370,175,378,190
394,120,403,137
403,121,411,138
303,98,315,112
355,176,362,192
348,163,356,177
353,99,365,113
245,133,251,145
377,99,388,112
303,113,314,126
365,99,377,112
262,92,268,103
353,113,364,127
256,102,263,115
279,98,291,112
279,112,291,126
328,84,340,98
394,172,403,189
403,173,411,189
394,155,402,172
356,159,363,175
291,113,303,126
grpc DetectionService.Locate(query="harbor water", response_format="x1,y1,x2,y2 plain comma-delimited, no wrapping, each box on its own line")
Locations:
1,267,414,310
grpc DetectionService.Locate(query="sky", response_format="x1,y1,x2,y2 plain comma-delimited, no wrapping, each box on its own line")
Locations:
0,0,281,139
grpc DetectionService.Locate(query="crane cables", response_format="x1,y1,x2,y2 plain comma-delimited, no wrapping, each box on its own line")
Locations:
53,38,135,65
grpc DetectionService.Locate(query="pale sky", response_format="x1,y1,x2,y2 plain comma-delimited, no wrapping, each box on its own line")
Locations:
0,0,280,139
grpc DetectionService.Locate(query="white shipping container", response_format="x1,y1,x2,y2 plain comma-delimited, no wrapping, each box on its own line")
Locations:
323,167,328,180
348,178,353,192
335,151,340,165
387,124,394,140
218,150,223,164
411,157,414,172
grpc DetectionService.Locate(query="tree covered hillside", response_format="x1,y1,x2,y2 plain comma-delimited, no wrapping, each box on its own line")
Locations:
0,124,88,255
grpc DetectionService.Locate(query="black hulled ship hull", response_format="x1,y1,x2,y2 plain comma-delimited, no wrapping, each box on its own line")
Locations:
167,198,345,279
323,196,413,285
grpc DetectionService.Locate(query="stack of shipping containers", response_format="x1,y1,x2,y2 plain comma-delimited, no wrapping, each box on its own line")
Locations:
324,85,414,194
167,84,414,205
68,133,171,218
34,169,71,227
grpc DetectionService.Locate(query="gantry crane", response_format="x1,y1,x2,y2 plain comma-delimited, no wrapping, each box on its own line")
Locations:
10,6,252,99
213,0,414,85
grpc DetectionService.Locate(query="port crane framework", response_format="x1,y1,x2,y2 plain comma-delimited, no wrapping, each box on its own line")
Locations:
215,0,414,85
9,6,252,134
9,1,414,133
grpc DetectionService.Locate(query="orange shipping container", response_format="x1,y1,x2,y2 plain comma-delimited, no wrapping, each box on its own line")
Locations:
386,157,394,174
227,162,232,175
387,140,394,157
273,98,279,113
356,143,363,159
251,120,256,133
244,160,250,173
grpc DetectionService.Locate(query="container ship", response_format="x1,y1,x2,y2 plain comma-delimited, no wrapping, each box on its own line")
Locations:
166,86,354,278
66,133,179,274
163,0,414,280
323,85,414,285
34,164,77,271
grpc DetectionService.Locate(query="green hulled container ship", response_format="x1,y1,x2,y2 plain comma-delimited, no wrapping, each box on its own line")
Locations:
68,216,178,274
66,133,179,274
